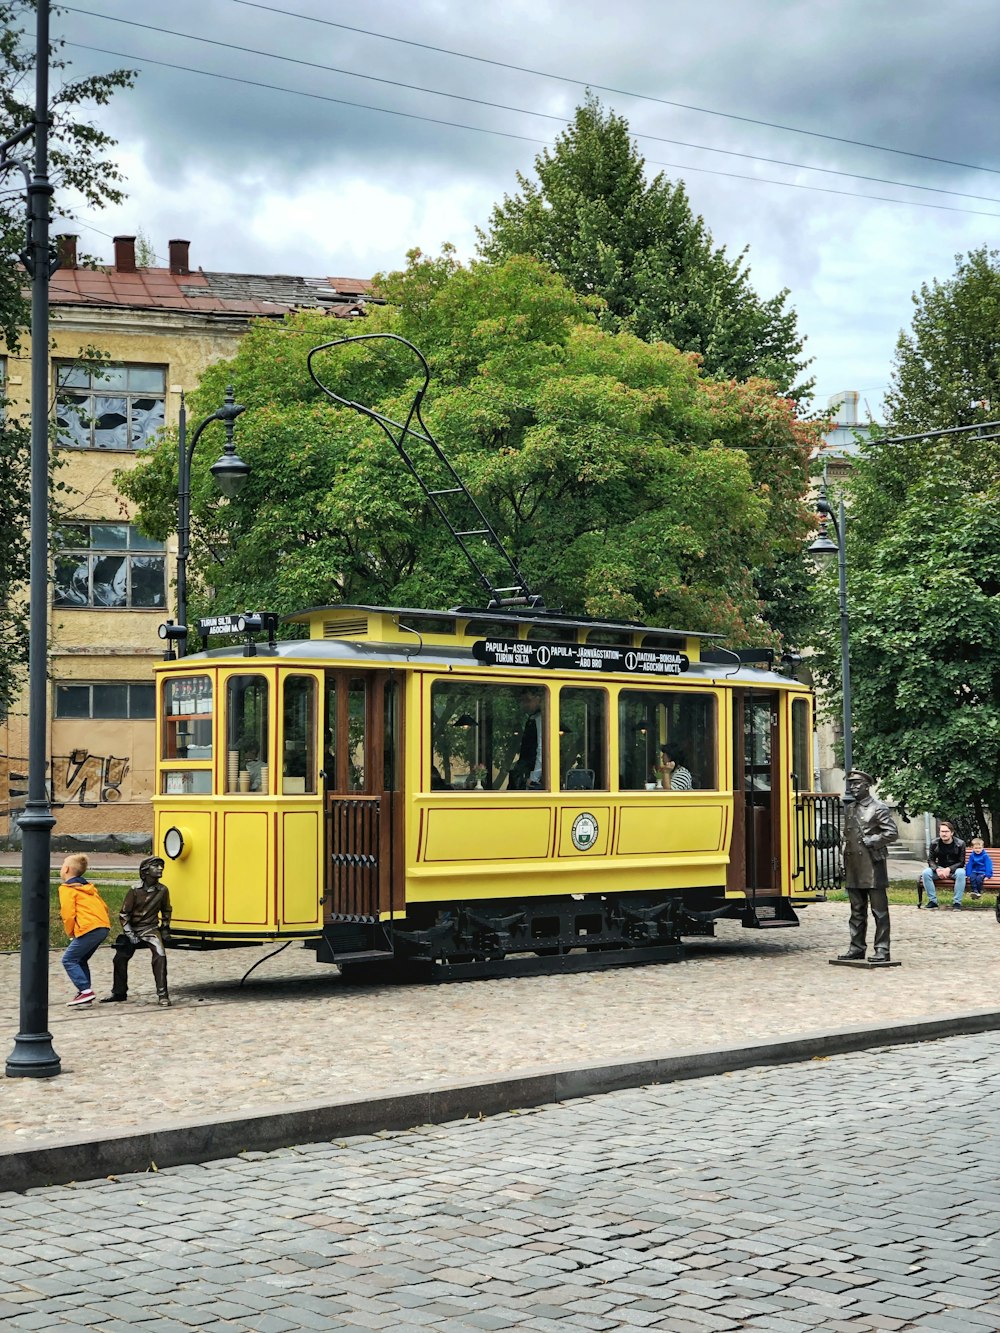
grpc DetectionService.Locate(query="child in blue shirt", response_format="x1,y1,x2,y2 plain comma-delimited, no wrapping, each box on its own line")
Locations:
965,836,993,899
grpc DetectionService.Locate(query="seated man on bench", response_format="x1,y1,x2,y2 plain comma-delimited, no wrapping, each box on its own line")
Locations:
919,820,966,909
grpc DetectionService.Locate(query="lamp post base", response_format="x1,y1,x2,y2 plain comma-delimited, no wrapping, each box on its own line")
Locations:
6,1030,61,1078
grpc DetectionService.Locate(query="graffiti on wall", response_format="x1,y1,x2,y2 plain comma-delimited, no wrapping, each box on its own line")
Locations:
1,749,130,811
51,750,130,806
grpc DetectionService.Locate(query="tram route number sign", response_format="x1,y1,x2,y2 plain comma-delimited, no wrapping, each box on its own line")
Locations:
472,638,689,676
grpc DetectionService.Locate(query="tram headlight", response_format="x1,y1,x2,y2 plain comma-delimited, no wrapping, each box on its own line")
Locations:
163,825,190,861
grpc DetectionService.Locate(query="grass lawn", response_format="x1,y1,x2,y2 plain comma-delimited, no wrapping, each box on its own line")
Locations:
0,872,135,950
825,879,999,910
2,873,995,953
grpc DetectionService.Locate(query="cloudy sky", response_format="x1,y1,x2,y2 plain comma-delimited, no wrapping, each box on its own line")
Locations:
43,0,1000,417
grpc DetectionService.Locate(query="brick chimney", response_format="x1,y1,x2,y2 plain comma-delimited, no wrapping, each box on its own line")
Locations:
113,235,137,273
168,239,190,275
55,233,78,269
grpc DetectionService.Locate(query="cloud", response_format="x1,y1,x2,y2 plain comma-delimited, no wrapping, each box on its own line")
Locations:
47,0,1000,414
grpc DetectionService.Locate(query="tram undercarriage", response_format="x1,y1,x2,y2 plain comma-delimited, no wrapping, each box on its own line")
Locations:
312,889,800,981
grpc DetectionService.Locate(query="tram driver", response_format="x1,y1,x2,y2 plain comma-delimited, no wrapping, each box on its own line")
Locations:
509,686,544,789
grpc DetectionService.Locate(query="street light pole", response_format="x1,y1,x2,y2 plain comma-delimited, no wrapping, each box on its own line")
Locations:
809,483,853,780
174,385,249,657
6,0,60,1078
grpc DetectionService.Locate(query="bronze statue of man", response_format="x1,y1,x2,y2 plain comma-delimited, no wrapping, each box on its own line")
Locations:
839,769,898,964
101,855,173,1006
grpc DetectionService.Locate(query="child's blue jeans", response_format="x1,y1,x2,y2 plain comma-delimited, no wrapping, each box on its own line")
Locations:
62,926,109,992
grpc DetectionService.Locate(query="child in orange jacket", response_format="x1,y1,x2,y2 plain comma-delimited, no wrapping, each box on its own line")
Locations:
58,853,111,1007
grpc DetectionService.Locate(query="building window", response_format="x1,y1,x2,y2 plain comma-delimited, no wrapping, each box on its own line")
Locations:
53,523,166,609
55,682,155,719
55,361,166,450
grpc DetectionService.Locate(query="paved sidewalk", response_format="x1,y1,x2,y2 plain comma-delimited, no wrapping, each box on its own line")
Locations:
3,902,998,1159
3,1032,1000,1330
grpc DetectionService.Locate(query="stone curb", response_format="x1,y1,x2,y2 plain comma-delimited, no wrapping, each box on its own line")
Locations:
4,1006,1000,1193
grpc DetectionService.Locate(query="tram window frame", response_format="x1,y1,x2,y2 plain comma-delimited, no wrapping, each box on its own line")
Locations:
618,689,718,791
161,675,213,761
282,675,317,795
791,697,811,791
226,674,270,794
429,679,550,792
558,686,608,790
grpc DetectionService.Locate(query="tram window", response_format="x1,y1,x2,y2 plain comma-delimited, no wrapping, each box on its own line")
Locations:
282,676,317,794
384,679,399,791
323,677,337,784
559,688,608,790
348,676,366,792
162,769,212,796
791,698,811,791
161,675,213,760
745,698,772,790
618,690,717,791
226,675,269,794
430,680,549,791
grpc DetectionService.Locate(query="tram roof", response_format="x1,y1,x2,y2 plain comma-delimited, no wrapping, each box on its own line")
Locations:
170,637,800,687
283,603,724,641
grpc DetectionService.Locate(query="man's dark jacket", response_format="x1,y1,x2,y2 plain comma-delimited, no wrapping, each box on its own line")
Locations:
927,836,966,872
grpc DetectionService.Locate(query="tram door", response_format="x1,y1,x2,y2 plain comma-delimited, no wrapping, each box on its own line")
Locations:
728,691,780,895
322,670,405,922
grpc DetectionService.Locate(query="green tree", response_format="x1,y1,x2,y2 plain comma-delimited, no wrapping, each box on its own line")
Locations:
816,248,1000,827
119,250,822,648
0,2,134,714
478,95,812,401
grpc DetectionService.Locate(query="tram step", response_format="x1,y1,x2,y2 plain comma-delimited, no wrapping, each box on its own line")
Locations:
331,949,395,964
742,900,800,929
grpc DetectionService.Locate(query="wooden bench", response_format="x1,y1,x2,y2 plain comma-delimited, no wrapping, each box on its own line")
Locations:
916,847,1000,907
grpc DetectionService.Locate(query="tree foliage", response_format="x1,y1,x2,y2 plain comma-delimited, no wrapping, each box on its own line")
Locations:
816,248,1000,827
120,249,822,648
0,2,134,715
478,95,812,401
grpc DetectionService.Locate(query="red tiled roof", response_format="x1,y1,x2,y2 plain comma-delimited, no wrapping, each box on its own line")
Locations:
46,266,378,318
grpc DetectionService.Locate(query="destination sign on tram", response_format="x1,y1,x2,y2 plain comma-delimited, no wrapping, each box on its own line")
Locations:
472,638,689,675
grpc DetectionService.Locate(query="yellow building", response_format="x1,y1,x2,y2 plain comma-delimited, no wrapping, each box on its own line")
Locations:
0,234,373,848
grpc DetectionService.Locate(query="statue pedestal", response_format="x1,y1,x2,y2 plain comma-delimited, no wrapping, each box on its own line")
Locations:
829,958,902,969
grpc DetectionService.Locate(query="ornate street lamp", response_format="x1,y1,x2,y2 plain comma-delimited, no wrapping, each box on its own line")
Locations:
808,482,853,779
174,385,250,657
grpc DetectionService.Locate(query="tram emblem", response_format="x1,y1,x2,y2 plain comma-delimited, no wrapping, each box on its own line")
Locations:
571,812,599,851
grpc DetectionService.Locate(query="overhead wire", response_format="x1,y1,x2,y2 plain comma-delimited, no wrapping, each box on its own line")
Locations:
60,42,1000,222
223,0,1000,178
56,8,1000,207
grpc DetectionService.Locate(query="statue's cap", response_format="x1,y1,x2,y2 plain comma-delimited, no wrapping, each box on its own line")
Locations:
138,854,163,876
848,769,874,785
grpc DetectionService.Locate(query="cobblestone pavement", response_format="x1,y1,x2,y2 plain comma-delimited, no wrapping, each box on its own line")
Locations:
3,903,999,1150
1,1031,999,1331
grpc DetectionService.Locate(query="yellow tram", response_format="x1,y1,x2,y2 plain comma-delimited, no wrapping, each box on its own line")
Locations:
152,603,835,978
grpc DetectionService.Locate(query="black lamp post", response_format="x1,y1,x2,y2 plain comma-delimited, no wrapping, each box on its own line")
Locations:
174,385,249,657
5,0,62,1079
808,482,853,779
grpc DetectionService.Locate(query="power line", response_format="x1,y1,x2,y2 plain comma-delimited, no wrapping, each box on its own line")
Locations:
61,43,1000,222
223,0,1000,179
59,7,1000,206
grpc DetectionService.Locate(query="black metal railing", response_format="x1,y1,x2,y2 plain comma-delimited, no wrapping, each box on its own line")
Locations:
794,787,843,894
326,797,381,921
